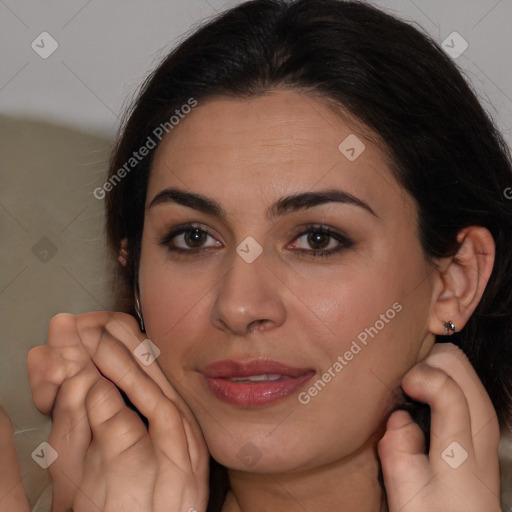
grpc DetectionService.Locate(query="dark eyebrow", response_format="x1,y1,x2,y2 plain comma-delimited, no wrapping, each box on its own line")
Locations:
148,188,224,216
147,187,377,218
268,189,377,219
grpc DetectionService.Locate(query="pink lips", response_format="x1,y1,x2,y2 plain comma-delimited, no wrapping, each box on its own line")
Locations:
201,359,316,407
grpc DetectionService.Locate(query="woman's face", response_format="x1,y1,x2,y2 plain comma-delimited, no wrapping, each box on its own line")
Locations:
139,89,438,472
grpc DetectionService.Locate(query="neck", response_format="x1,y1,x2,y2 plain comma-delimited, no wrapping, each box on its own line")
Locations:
222,438,384,512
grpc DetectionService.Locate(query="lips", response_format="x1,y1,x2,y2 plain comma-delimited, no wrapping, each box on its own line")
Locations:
201,359,316,407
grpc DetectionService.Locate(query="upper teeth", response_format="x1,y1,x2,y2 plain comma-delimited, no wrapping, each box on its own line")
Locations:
230,374,284,382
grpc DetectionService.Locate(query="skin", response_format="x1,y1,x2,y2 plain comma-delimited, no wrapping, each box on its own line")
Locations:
139,89,499,511
0,406,30,512
27,89,501,511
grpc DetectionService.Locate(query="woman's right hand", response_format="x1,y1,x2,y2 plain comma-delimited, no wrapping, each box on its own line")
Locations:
0,405,30,512
27,312,210,512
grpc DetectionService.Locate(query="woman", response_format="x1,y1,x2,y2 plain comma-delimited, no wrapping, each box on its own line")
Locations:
27,0,512,511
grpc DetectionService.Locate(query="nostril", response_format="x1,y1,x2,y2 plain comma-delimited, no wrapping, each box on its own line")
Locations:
247,319,272,334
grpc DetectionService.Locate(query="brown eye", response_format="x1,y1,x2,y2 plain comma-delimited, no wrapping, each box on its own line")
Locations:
160,223,222,253
289,225,353,258
307,231,331,250
184,228,208,247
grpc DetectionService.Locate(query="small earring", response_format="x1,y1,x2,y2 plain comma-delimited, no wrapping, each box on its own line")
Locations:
442,320,456,335
134,284,145,332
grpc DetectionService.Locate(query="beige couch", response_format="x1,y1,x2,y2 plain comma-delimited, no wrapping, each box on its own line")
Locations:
0,114,114,510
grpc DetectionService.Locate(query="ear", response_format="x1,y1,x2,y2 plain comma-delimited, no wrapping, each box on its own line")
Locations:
118,238,128,267
428,226,495,335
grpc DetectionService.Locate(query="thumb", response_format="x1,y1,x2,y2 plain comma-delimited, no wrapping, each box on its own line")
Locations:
381,409,426,454
378,410,429,511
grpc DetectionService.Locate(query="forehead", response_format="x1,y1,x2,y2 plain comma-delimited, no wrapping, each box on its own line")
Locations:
147,89,410,218
152,89,373,165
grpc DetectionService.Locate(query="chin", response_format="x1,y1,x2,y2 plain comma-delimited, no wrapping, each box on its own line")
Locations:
203,427,352,475
210,446,308,474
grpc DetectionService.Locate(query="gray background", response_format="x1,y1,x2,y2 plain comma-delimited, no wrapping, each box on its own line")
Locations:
1,0,511,510
1,0,511,137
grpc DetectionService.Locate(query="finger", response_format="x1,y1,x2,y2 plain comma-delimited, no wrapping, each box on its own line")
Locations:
76,311,144,357
149,394,210,479
100,322,203,436
28,312,142,415
77,313,206,469
79,378,161,512
378,409,428,473
382,409,427,455
89,340,193,468
38,311,185,416
0,407,30,512
85,377,150,462
89,331,208,475
378,410,430,512
28,313,91,414
49,363,99,512
401,361,474,468
424,343,500,458
77,313,184,405
91,324,209,472
27,346,70,415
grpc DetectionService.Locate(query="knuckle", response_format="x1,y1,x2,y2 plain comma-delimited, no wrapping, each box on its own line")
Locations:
74,312,141,355
108,311,138,330
424,364,451,391
103,429,151,464
85,379,127,428
75,313,111,354
377,436,394,462
154,398,181,425
402,360,428,385
105,313,143,347
429,343,468,367
54,372,93,413
49,312,75,325
76,311,109,337
89,404,149,455
404,361,463,404
86,377,116,407
110,409,148,442
123,313,141,331
379,447,412,477
385,421,417,448
429,371,463,409
48,313,76,341
433,367,456,391
27,347,65,392
27,345,47,373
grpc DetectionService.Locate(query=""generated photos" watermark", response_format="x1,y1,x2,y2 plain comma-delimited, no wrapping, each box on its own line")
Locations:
298,302,402,405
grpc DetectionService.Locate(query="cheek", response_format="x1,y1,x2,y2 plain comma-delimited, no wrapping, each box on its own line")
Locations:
141,270,210,344
138,246,219,374
287,264,411,358
292,257,433,399
288,283,428,458
140,231,207,319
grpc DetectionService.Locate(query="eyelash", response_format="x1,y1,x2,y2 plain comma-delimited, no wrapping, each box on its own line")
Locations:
159,223,353,259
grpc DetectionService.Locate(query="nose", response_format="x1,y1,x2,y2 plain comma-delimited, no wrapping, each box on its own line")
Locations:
209,248,287,336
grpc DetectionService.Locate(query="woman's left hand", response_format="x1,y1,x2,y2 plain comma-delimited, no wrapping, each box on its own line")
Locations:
379,342,503,512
